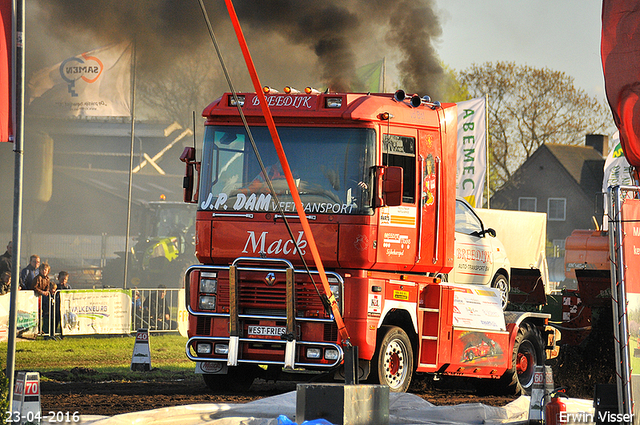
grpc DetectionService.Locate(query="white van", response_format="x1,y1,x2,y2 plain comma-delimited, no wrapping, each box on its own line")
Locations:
452,198,511,309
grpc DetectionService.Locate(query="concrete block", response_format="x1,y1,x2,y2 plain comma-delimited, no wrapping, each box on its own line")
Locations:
296,383,389,425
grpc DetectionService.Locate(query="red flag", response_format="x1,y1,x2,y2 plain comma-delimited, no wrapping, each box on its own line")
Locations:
0,0,11,142
602,1,640,167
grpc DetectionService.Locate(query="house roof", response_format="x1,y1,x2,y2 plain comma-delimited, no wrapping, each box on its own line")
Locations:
543,143,604,194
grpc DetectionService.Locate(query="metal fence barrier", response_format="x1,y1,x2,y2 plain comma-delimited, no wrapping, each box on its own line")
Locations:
36,288,181,338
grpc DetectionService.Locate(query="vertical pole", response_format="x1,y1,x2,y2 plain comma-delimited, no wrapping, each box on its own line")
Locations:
381,57,386,93
485,94,490,209
610,186,634,421
123,41,136,290
7,0,25,407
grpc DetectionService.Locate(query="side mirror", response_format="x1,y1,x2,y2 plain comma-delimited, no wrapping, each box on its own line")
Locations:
486,228,496,238
180,147,200,204
374,166,403,207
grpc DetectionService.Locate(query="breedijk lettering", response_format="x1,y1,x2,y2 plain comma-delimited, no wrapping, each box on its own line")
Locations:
251,95,313,109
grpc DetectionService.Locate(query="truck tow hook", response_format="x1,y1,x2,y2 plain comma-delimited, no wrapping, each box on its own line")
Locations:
280,333,296,342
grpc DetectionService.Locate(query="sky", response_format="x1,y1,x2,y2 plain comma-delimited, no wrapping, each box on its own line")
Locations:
433,1,606,101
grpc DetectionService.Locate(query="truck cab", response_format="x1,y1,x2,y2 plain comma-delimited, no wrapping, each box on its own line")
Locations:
181,89,557,395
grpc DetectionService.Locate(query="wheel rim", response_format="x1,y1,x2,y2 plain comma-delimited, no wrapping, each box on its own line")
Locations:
382,338,408,390
516,340,537,389
493,277,508,308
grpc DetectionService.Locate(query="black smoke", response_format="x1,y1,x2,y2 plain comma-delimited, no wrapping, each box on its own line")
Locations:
30,0,444,98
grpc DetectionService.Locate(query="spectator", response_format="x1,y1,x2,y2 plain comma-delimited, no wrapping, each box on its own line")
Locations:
0,241,12,277
131,288,145,330
53,271,71,337
56,271,71,290
32,262,52,336
0,271,10,295
32,262,50,297
19,254,40,290
143,285,177,330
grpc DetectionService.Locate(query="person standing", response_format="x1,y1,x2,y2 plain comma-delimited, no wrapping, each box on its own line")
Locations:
19,254,40,290
53,271,71,337
0,241,12,277
32,262,51,336
56,271,71,290
0,271,10,295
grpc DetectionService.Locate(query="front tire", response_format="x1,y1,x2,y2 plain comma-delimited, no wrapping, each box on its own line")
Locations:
370,326,414,392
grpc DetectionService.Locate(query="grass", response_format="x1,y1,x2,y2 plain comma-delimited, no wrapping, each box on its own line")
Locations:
0,334,197,383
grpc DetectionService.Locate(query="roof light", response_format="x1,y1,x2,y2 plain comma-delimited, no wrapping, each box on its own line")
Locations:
305,87,321,95
159,194,166,201
263,86,279,94
284,86,301,94
379,112,393,120
325,97,343,108
228,95,245,107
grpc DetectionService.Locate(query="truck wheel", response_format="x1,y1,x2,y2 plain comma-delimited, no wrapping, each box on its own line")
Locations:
371,326,414,392
491,273,509,310
503,323,544,395
202,365,258,393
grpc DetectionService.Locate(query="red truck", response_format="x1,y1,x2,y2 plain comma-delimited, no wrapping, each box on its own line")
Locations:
180,88,559,394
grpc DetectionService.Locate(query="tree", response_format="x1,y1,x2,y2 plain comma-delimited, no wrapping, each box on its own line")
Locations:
136,48,227,128
458,62,614,192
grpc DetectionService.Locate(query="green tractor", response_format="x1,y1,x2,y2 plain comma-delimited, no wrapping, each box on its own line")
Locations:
102,201,197,288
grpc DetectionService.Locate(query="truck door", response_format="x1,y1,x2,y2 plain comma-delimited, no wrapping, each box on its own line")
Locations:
377,132,419,267
415,129,443,271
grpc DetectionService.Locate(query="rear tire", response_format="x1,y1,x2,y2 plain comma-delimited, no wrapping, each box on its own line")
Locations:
370,326,414,392
499,323,544,395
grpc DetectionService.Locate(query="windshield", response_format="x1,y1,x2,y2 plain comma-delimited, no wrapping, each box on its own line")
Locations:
199,126,376,214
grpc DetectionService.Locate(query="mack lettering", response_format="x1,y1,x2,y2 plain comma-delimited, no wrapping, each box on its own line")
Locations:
242,230,308,255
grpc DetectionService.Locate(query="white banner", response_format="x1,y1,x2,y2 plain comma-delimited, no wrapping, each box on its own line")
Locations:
603,131,633,191
456,97,487,208
28,42,132,117
60,289,131,335
602,131,634,231
0,292,38,341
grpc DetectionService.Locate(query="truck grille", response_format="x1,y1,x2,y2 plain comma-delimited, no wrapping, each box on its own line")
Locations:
217,272,328,315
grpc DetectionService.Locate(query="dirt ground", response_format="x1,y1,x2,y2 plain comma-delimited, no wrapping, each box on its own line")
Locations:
38,307,616,417
40,375,517,417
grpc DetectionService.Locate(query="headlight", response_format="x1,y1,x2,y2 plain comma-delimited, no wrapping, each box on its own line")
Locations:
196,342,212,354
200,278,217,294
228,95,245,107
325,349,339,360
325,97,342,108
199,295,216,310
329,284,340,305
214,343,229,355
306,348,322,359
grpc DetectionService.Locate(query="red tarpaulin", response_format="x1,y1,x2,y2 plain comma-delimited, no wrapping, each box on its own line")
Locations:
0,0,9,142
602,1,640,167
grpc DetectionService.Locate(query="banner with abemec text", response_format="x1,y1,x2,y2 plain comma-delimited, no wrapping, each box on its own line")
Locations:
27,42,132,117
59,289,131,335
456,97,486,208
